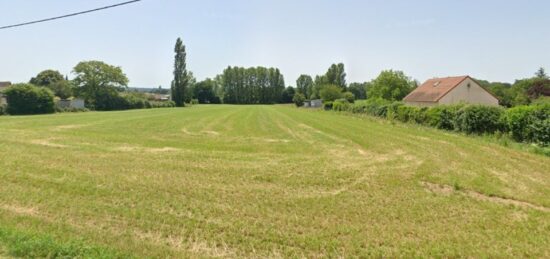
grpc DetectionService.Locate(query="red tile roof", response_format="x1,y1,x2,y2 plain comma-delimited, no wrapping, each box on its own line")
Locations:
403,76,470,103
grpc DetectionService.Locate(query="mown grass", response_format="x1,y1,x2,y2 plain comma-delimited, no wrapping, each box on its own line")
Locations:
0,105,549,258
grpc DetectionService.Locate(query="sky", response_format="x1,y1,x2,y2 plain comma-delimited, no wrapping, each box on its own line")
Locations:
1,0,549,88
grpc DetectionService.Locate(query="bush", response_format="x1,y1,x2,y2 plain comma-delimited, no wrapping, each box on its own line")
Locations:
455,105,504,134
332,99,351,111
191,99,200,105
3,84,55,115
293,93,306,107
425,104,465,130
320,85,343,102
503,104,549,146
343,92,355,103
323,101,334,110
0,104,7,115
363,98,391,117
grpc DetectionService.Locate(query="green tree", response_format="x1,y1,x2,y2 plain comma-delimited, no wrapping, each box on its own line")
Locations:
296,75,314,99
193,78,219,104
281,86,296,103
292,92,306,107
3,83,55,115
348,82,368,99
368,70,414,101
49,80,74,99
72,61,129,107
29,70,64,87
319,84,343,102
535,67,548,79
171,38,189,107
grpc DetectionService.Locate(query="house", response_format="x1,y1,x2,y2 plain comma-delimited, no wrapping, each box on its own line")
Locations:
0,81,11,105
56,98,86,109
403,76,499,107
303,99,323,108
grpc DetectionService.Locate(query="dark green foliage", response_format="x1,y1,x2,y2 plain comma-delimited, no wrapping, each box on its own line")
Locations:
293,93,306,107
455,105,504,134
171,38,190,107
222,66,285,104
368,70,415,101
323,101,334,110
319,84,343,102
296,75,314,99
281,87,296,103
363,98,391,117
425,104,465,130
73,60,129,108
0,104,7,115
55,106,90,113
332,99,351,111
503,104,549,146
3,83,55,115
49,80,74,99
348,82,368,99
29,70,64,86
343,91,355,103
193,78,219,104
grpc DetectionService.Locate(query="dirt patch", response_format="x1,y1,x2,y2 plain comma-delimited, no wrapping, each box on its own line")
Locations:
202,130,220,136
421,181,550,212
114,146,180,153
0,204,38,216
30,139,68,148
53,124,86,131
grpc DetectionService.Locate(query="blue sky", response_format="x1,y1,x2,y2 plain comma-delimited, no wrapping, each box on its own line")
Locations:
1,0,549,87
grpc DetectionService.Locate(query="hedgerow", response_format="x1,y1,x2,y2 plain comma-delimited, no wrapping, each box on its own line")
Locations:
329,100,549,146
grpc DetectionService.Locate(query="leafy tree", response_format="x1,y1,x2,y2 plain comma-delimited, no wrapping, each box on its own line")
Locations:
30,70,64,86
319,84,343,102
293,93,306,107
527,79,550,100
193,78,219,104
281,87,295,103
296,75,314,99
49,80,74,99
171,38,189,107
72,61,129,108
535,67,548,79
343,91,355,103
368,70,414,101
221,66,285,104
348,82,368,99
3,83,55,115
316,63,347,89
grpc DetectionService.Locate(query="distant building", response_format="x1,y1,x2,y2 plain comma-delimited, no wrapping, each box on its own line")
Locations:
56,98,85,109
0,81,12,105
303,99,323,108
403,76,499,107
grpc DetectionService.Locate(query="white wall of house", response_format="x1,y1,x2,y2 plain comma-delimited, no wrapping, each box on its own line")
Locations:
439,78,499,106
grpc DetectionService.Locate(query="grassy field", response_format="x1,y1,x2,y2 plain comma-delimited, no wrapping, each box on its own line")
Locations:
0,105,549,258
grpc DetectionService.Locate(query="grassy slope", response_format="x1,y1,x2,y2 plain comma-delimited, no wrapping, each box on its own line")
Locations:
0,105,548,258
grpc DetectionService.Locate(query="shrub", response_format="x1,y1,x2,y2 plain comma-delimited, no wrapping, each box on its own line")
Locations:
455,105,504,134
425,104,465,130
363,98,391,117
386,102,404,120
343,92,355,103
323,101,334,110
332,99,351,111
55,106,90,113
0,104,7,115
293,93,306,107
3,84,55,115
191,99,200,105
320,85,343,102
503,104,549,145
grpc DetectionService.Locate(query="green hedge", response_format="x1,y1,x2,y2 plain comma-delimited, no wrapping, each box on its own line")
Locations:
3,84,55,115
330,100,549,146
503,104,549,145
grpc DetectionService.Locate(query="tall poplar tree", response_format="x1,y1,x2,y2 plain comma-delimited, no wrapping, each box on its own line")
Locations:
171,38,189,107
